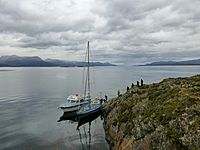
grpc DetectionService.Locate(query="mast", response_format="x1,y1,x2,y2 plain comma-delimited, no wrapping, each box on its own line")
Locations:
87,41,91,102
83,41,91,102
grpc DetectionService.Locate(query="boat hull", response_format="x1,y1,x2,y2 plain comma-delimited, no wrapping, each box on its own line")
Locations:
59,101,89,113
77,104,102,119
60,105,80,113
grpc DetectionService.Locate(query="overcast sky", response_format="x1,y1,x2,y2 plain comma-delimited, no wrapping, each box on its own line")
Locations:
0,0,200,65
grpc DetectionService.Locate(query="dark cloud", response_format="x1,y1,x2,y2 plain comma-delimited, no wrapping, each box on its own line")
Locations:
0,0,200,64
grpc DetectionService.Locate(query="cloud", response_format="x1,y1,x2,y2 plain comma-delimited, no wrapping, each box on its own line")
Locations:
0,0,200,65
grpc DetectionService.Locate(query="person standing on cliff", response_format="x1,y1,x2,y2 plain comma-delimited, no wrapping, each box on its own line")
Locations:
127,86,129,91
117,89,120,96
105,95,108,102
141,79,144,86
137,81,140,86
131,83,134,88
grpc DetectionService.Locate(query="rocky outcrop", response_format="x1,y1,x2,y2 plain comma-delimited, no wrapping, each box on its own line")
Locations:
103,75,200,150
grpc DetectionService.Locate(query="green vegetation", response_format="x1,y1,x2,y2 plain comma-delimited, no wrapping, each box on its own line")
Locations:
103,75,200,150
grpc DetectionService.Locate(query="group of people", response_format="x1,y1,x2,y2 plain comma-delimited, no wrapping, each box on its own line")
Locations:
99,79,145,101
117,78,144,96
133,78,144,87
99,95,108,104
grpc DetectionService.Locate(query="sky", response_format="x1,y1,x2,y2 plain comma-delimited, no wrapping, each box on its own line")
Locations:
0,0,200,65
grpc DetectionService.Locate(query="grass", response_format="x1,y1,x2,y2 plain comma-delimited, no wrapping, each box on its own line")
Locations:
103,74,200,149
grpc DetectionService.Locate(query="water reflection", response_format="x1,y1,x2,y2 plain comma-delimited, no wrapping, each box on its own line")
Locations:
57,111,78,122
77,109,103,129
77,122,92,150
58,110,103,150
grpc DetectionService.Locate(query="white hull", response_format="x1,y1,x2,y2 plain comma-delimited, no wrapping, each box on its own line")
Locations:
59,101,89,113
61,105,80,113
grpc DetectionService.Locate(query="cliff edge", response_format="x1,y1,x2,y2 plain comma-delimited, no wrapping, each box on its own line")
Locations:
103,75,200,150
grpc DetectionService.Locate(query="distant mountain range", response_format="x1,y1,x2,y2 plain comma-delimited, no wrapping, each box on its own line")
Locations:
0,55,115,67
144,59,200,66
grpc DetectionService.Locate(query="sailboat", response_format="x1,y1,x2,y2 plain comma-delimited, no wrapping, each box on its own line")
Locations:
59,41,103,115
76,41,102,119
58,42,92,113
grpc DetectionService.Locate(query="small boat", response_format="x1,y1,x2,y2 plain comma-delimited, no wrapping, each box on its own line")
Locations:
59,94,88,113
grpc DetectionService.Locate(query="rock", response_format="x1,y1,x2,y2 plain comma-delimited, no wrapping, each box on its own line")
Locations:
103,75,200,150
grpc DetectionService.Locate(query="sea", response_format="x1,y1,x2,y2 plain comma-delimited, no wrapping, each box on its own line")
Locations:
0,66,199,150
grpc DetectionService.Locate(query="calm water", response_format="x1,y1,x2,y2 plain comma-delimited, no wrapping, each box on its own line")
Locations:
0,66,200,150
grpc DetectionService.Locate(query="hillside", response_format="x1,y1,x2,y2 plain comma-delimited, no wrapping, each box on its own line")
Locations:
0,55,54,67
103,75,200,150
144,59,200,66
45,58,115,67
0,55,115,67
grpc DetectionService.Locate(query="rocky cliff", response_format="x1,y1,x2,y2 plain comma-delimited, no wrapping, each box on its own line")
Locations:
103,75,200,150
